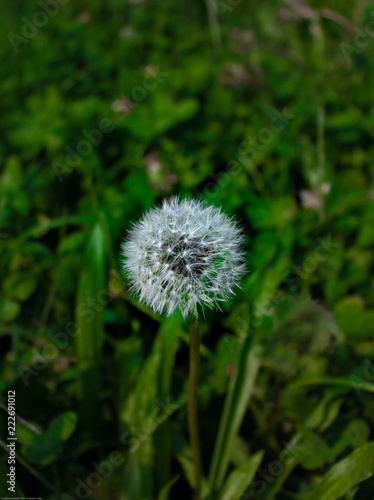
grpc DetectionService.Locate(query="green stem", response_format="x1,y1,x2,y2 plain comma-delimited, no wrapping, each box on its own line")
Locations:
188,315,202,500
204,0,222,56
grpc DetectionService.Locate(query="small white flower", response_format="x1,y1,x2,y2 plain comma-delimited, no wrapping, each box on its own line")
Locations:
121,197,246,317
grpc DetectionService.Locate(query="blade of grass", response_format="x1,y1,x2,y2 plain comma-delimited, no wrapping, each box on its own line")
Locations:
75,222,106,439
176,446,211,499
205,0,222,55
208,321,262,493
18,215,96,243
259,388,349,500
157,476,180,500
218,450,264,500
286,376,374,394
121,322,179,499
154,317,181,496
305,441,374,500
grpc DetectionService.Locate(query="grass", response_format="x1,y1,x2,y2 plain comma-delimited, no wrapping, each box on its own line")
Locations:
1,0,374,498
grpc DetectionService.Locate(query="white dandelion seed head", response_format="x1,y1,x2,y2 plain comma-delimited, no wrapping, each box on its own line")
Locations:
121,196,246,318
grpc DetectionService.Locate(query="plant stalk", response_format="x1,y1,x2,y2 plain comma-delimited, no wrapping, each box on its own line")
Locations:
188,315,202,500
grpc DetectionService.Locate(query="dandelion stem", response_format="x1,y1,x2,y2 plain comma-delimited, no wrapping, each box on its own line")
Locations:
188,315,202,500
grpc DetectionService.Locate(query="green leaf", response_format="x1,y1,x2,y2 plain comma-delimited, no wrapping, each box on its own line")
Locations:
287,376,374,394
22,433,61,466
121,321,179,500
75,222,107,439
259,389,348,500
344,487,359,500
306,441,374,500
21,412,77,466
157,476,179,500
250,231,279,272
1,156,22,192
0,298,20,322
3,273,37,301
247,225,293,308
176,445,210,498
209,328,262,492
48,412,78,442
296,430,329,470
319,397,345,432
328,419,370,463
154,317,181,495
15,420,42,446
335,296,374,338
343,419,370,448
219,450,264,500
18,214,96,244
245,196,296,230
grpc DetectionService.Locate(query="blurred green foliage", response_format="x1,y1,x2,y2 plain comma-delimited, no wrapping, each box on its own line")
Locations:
1,0,374,498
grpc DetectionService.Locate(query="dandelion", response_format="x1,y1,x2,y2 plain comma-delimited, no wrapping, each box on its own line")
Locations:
121,196,246,500
121,196,246,318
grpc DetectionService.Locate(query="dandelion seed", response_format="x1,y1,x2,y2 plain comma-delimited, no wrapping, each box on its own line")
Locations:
121,196,246,317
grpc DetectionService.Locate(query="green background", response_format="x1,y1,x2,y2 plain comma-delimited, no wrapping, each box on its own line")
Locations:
1,0,374,499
